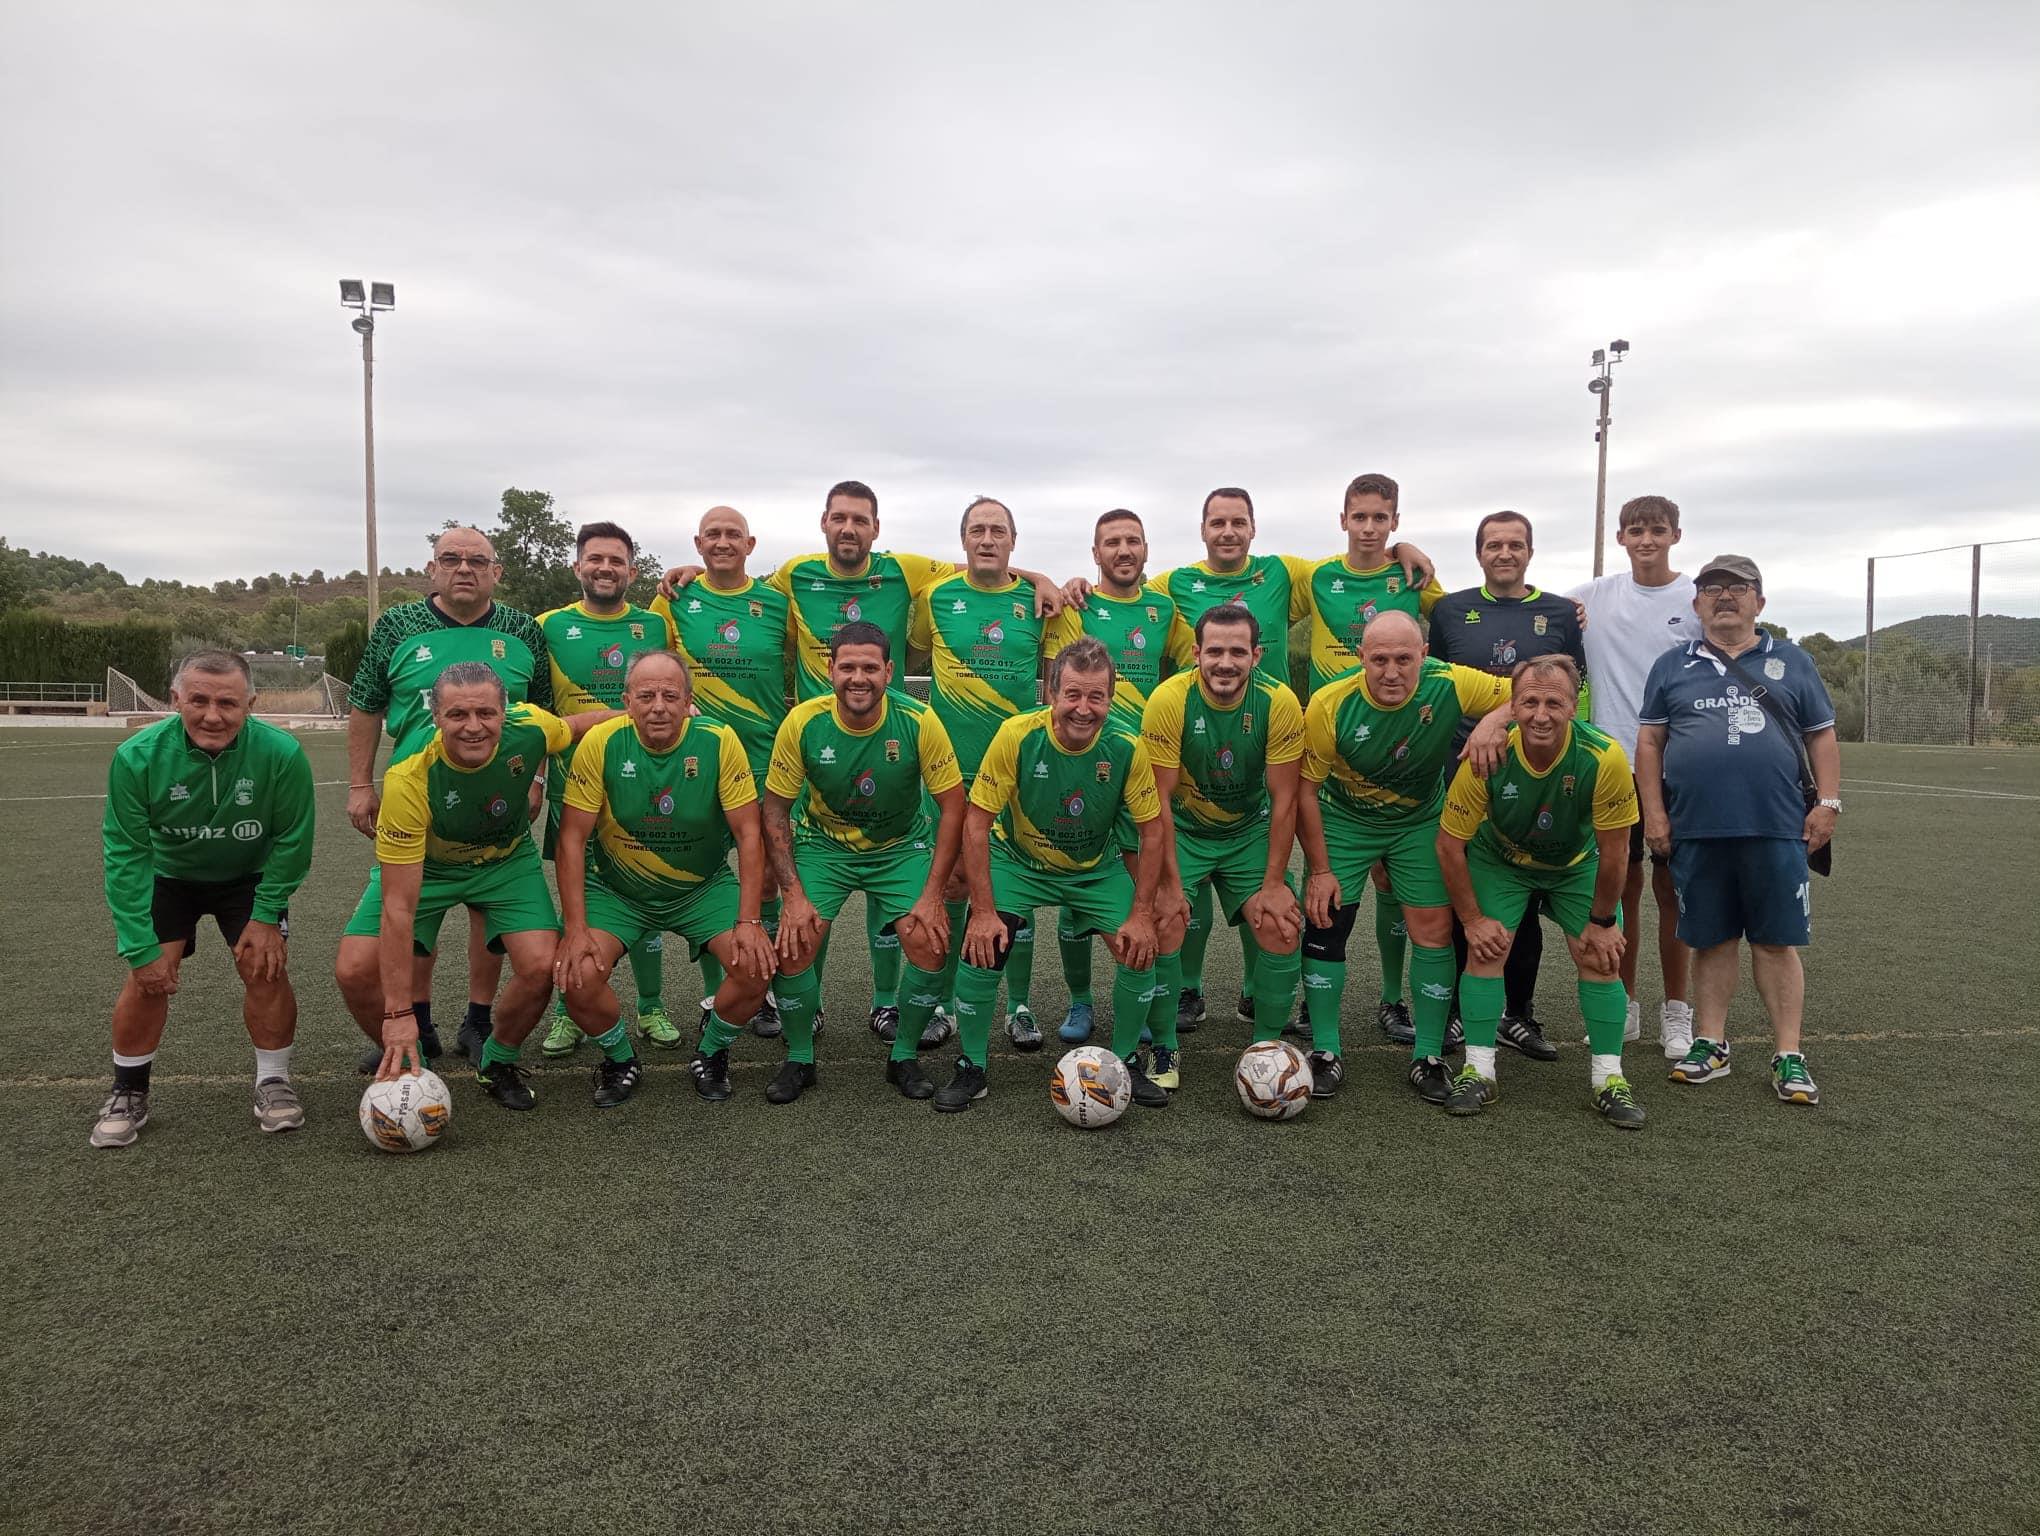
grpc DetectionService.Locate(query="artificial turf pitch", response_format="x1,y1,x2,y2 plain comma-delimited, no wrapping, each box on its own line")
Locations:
2,730,2034,1536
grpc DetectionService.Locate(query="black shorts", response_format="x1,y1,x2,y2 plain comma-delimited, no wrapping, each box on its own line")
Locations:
151,874,288,957
1628,777,1667,867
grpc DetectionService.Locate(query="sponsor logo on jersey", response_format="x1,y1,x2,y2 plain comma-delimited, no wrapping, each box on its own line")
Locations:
621,760,637,777
1064,793,1087,817
984,622,1004,644
857,772,877,797
683,756,699,779
1533,615,1548,636
169,783,191,800
720,622,740,644
1765,657,1787,680
1535,807,1554,832
232,820,262,841
414,645,434,663
1502,783,1520,799
1218,747,1235,770
820,747,836,764
1392,739,1410,762
488,796,509,818
491,639,507,660
604,645,625,667
843,601,862,623
1130,627,1147,650
657,789,676,813
1492,640,1518,668
566,624,583,638
1361,602,1378,624
444,789,462,808
884,738,900,761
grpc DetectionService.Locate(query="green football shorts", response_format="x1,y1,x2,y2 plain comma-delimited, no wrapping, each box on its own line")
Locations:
795,834,933,930
1176,826,1272,925
1322,807,1447,909
988,842,1135,939
582,864,742,962
344,846,561,954
1466,841,1599,937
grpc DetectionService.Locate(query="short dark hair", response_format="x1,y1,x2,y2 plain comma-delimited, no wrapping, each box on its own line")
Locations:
575,520,636,558
430,661,507,709
1194,604,1261,649
1475,511,1534,552
1094,509,1143,538
1618,494,1680,531
1343,473,1399,510
960,497,1015,540
1048,635,1116,691
171,649,252,690
830,620,891,663
824,480,879,518
1201,487,1254,522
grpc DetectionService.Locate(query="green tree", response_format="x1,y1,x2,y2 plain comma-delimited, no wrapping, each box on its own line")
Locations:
325,619,370,689
0,539,26,615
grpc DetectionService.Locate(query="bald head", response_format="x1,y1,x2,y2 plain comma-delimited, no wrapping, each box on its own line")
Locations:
699,505,749,536
694,504,758,581
1358,608,1428,707
1360,609,1423,651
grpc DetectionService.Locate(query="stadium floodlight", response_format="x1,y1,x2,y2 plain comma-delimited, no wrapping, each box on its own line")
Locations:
1586,337,1634,578
1610,338,1630,354
370,282,395,310
1591,348,1606,366
339,278,366,306
1587,376,1610,394
336,277,396,617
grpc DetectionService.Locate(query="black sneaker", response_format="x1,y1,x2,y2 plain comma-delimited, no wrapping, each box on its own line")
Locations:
919,1009,955,1049
933,1058,988,1113
813,1006,826,1037
1282,1004,1311,1043
1235,994,1255,1025
1445,1013,1465,1053
356,1025,443,1075
886,1058,936,1100
1498,1012,1559,1062
1377,1001,1414,1045
1124,1054,1170,1109
457,1015,490,1063
477,1059,535,1111
1007,1006,1044,1052
592,1053,643,1109
766,1059,816,1104
869,1004,900,1042
691,1048,733,1103
751,998,783,1039
1407,1055,1452,1105
1176,987,1206,1034
1306,1050,1344,1098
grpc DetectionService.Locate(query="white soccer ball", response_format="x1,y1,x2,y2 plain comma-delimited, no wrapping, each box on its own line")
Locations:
359,1070,454,1153
1234,1041,1313,1120
1049,1046,1132,1128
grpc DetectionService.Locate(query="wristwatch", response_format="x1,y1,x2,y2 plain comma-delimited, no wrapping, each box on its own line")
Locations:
1589,913,1618,928
1817,797,1842,811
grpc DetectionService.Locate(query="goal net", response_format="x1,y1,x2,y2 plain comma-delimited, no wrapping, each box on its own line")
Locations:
106,668,171,716
1864,539,2040,746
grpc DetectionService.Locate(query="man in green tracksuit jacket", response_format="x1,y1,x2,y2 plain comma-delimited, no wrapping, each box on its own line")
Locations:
94,650,316,1150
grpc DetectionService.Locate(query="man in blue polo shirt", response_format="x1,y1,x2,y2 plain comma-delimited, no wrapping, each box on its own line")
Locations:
1635,555,1841,1106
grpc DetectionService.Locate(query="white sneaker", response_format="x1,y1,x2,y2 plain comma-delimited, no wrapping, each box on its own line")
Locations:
91,1087,150,1148
1623,998,1642,1043
1660,1000,1694,1061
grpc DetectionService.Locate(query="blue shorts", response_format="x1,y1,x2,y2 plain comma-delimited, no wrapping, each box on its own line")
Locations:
1669,837,1812,949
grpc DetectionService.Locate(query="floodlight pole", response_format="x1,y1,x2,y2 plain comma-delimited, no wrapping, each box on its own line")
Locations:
361,319,379,620
1587,342,1628,579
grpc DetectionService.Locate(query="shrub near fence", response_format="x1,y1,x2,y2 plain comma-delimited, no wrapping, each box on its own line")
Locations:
0,614,173,695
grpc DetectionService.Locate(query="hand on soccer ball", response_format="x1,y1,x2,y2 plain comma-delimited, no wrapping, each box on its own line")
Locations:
378,1014,422,1079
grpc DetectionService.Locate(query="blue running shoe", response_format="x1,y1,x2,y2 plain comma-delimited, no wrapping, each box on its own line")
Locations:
1058,1001,1095,1043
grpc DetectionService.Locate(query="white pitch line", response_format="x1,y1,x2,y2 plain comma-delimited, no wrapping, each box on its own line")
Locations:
1842,777,2040,801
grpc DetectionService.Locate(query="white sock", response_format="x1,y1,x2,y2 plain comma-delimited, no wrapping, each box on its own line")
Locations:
113,1049,156,1069
1591,1052,1623,1090
254,1046,293,1084
1467,1045,1498,1080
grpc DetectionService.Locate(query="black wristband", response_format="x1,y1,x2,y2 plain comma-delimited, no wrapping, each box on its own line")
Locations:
1589,913,1618,928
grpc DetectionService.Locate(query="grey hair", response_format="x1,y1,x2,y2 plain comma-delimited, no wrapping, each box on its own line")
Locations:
171,649,252,691
1048,635,1116,692
430,661,507,709
960,496,1016,540
1512,655,1581,695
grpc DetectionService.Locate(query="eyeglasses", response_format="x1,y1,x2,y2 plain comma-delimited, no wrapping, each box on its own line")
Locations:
435,553,496,571
1698,581,1756,597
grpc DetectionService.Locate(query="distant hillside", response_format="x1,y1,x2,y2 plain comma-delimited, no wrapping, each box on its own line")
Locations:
1841,613,2040,657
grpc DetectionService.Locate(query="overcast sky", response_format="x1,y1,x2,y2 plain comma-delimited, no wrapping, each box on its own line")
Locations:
4,1,2036,638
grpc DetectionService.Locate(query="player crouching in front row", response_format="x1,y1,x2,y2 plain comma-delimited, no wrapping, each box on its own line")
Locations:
335,663,595,1108
1435,656,1645,1127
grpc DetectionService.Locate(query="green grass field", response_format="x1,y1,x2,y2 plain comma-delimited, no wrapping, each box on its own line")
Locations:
4,729,2036,1536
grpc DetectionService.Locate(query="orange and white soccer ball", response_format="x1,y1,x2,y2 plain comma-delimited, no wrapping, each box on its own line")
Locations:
1234,1041,1313,1119
1049,1047,1132,1128
359,1069,454,1152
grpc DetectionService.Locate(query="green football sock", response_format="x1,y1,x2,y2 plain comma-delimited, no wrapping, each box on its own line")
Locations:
625,931,665,1011
700,951,726,1000
1410,944,1456,1059
1459,973,1504,1050
776,964,821,1065
954,961,1002,1067
1376,898,1407,1004
760,894,783,945
1180,882,1213,990
1254,945,1302,1047
867,902,901,1008
700,1008,743,1057
1108,962,1157,1059
1059,910,1094,1005
1240,924,1262,997
1005,918,1035,1009
1579,977,1629,1058
592,1020,634,1065
1148,946,1183,1050
895,959,948,1063
479,1037,522,1071
1302,954,1345,1053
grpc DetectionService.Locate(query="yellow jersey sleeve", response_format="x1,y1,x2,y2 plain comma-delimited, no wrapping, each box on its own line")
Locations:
763,707,811,800
511,703,574,756
766,558,801,599
1279,555,1316,620
1417,576,1446,618
1266,683,1306,766
1164,612,1197,671
713,722,757,810
917,707,963,795
1140,676,1187,770
1450,665,1515,718
1042,607,1082,659
908,588,934,654
374,754,432,865
970,716,1024,815
1438,760,1489,842
1302,688,1341,783
563,717,624,813
1591,739,1640,830
895,551,959,598
1123,739,1161,824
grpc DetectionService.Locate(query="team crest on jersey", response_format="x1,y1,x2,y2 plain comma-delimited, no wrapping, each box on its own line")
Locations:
507,755,526,776
857,772,877,797
868,575,883,590
1146,606,1159,624
414,645,433,663
747,601,762,619
566,625,583,639
884,738,900,761
1562,774,1576,796
491,639,507,660
1418,704,1433,725
1243,712,1254,734
1012,602,1027,621
234,777,255,806
1095,760,1111,782
630,622,645,639
604,645,625,667
683,756,699,779
1251,569,1265,585
1764,657,1787,681
1386,576,1402,595
488,795,509,817
1533,615,1548,636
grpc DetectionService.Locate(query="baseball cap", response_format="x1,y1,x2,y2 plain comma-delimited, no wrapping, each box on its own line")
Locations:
1695,554,1763,588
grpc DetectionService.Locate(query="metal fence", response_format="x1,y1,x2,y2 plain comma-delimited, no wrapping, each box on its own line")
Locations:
1862,537,2040,745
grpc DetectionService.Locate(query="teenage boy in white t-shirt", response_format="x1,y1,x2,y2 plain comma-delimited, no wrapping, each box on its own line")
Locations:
1568,495,1704,1056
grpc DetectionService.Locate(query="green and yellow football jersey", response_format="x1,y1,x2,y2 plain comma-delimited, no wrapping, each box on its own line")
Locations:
376,704,572,871
1302,659,1513,828
564,715,756,902
969,709,1161,873
1440,722,1638,869
1304,554,1445,692
765,690,962,852
1140,670,1306,843
534,601,674,809
1043,587,1196,732
768,550,956,701
350,599,552,765
1151,555,1313,685
909,572,1045,776
652,577,793,772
